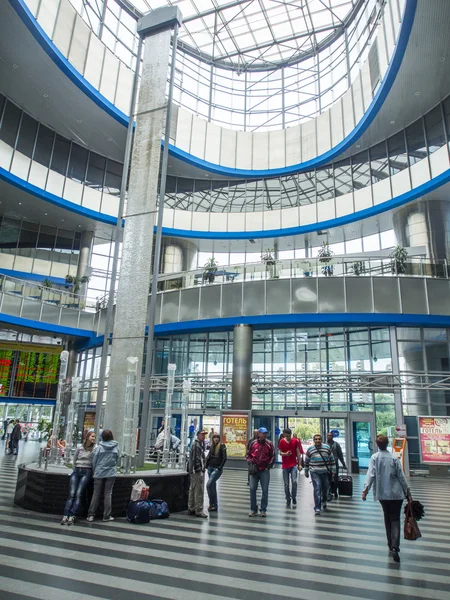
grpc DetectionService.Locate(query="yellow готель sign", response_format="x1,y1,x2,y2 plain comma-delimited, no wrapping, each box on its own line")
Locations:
221,413,249,458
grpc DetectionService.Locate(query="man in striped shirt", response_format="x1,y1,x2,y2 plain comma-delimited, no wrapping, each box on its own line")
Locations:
304,434,336,515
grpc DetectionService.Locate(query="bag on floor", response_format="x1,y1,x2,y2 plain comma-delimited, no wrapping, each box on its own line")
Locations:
337,473,353,497
126,500,151,524
148,499,170,519
130,479,149,502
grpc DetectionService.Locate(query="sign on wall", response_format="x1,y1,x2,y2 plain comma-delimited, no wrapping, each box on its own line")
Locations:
221,412,249,458
418,416,450,464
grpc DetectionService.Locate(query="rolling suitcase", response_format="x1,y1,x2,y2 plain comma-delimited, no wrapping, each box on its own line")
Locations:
337,472,353,497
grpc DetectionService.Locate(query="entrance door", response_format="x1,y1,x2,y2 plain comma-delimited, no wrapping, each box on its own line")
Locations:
349,413,376,470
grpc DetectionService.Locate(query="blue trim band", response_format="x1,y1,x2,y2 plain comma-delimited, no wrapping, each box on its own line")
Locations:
0,313,94,339
10,0,418,178
162,167,450,240
0,166,117,226
9,0,128,128
0,397,56,405
0,269,67,286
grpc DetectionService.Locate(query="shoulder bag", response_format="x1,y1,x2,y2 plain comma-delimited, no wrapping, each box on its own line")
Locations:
404,499,422,541
248,440,263,476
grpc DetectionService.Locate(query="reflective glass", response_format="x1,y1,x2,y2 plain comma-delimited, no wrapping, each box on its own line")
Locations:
68,144,88,183
0,101,21,147
388,131,408,175
16,113,38,157
86,152,106,189
51,135,70,176
406,119,427,166
370,141,389,183
33,125,55,167
424,105,445,153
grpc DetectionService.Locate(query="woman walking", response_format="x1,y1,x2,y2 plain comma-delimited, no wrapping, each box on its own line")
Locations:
206,433,227,511
362,434,410,562
87,429,119,523
61,431,96,525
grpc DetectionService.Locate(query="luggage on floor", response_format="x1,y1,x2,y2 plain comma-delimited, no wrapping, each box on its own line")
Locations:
148,499,170,519
130,479,150,502
126,500,151,524
337,473,353,497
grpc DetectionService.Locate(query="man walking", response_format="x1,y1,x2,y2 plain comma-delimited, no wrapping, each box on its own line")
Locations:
10,420,22,455
304,434,335,515
2,419,8,441
326,431,347,500
278,428,304,508
246,427,274,517
188,428,208,518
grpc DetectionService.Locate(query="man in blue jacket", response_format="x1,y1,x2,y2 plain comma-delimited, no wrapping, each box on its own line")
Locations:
87,429,119,522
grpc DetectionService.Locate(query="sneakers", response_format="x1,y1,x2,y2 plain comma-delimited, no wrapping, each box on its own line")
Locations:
103,516,114,522
67,516,75,526
314,509,321,516
248,511,258,517
195,512,208,518
322,502,327,510
392,548,400,563
188,510,196,516
60,516,69,525
86,516,94,522
260,511,267,518
292,499,297,508
286,501,291,508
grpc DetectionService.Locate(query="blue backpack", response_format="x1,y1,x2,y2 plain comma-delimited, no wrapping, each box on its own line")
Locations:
148,499,170,519
126,500,151,524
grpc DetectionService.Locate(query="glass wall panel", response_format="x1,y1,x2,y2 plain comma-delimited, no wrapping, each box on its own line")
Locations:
104,159,122,195
352,150,371,189
334,158,352,196
406,118,427,166
86,153,107,189
16,113,38,157
33,124,55,167
67,144,88,183
388,131,408,175
51,135,70,175
0,101,21,147
370,142,389,183
424,105,445,153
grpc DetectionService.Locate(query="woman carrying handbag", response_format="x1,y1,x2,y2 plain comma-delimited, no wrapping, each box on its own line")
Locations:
362,434,410,563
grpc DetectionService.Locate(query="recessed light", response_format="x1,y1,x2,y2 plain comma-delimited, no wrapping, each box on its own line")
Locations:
356,144,360,148
44,213,48,216
108,137,113,142
61,219,64,222
12,64,18,69
76,119,82,124
415,91,420,96
390,120,395,124
78,225,82,228
439,57,445,62
43,93,49,98
18,202,22,205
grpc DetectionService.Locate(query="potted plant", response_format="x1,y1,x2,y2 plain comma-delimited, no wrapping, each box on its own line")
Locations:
352,260,365,276
203,257,218,284
37,418,52,442
65,274,90,294
261,248,277,278
41,278,53,289
390,245,408,274
318,242,334,276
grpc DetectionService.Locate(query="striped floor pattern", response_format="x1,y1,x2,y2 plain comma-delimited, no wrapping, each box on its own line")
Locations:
0,445,449,600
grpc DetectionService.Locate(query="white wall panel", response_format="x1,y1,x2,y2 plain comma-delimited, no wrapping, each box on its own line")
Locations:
0,141,13,170
82,187,102,212
175,109,193,154
26,0,40,16
263,209,281,231
354,187,372,212
51,262,70,278
301,120,317,162
115,64,133,114
100,49,119,104
360,62,373,112
281,206,299,229
37,0,59,37
316,111,331,156
102,193,119,217
268,130,285,169
190,116,207,160
84,33,105,89
162,207,175,229
377,20,389,76
330,100,344,148
335,192,353,217
173,209,193,230
190,211,209,231
252,132,269,170
342,90,355,137
14,256,34,273
10,152,30,180
204,121,221,165
46,170,65,197
53,0,76,58
317,198,335,222
220,128,237,168
227,212,246,232
245,211,264,231
430,145,450,178
352,73,364,123
384,3,396,56
63,178,82,205
33,259,52,276
372,178,391,205
236,131,252,170
299,203,316,225
410,159,430,188
391,168,411,197
28,161,48,189
0,254,15,270
209,212,228,232
68,14,90,74
285,125,301,165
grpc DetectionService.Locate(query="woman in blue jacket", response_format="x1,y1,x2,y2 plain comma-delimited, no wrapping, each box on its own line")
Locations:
87,429,119,522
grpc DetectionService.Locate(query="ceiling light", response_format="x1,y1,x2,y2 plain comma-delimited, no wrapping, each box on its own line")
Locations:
76,119,82,124
44,213,47,215
18,202,22,205
43,93,48,98
390,120,395,124
12,64,18,69
415,91,420,96
356,144,360,148
439,57,445,62
108,137,113,142
61,219,64,222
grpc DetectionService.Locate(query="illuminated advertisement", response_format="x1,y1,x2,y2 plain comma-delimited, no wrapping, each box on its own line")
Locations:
418,416,450,464
0,350,13,397
221,412,249,458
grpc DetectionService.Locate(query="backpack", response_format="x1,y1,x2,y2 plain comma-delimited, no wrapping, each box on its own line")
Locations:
148,499,170,519
126,500,151,524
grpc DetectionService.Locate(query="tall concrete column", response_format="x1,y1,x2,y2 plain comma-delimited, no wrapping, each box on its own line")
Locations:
103,9,181,449
76,231,93,296
232,324,253,410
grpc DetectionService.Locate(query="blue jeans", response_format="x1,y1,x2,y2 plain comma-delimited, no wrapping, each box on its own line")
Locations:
206,467,223,509
310,471,329,511
282,466,298,503
64,468,92,517
249,469,270,513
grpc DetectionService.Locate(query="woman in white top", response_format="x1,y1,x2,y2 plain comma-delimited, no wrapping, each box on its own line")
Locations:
362,434,410,563
61,431,96,525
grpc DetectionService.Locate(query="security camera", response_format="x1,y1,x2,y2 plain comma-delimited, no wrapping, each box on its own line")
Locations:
295,410,298,416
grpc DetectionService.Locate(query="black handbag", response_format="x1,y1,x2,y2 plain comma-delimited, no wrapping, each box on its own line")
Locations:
248,440,263,475
404,499,422,541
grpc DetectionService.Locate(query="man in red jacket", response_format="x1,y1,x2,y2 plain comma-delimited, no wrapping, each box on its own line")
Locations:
278,427,304,508
246,427,274,518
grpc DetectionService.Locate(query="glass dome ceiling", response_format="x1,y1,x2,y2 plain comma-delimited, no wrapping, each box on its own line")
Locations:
125,0,365,71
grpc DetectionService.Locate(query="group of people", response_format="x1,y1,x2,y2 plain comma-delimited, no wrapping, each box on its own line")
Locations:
2,419,22,455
